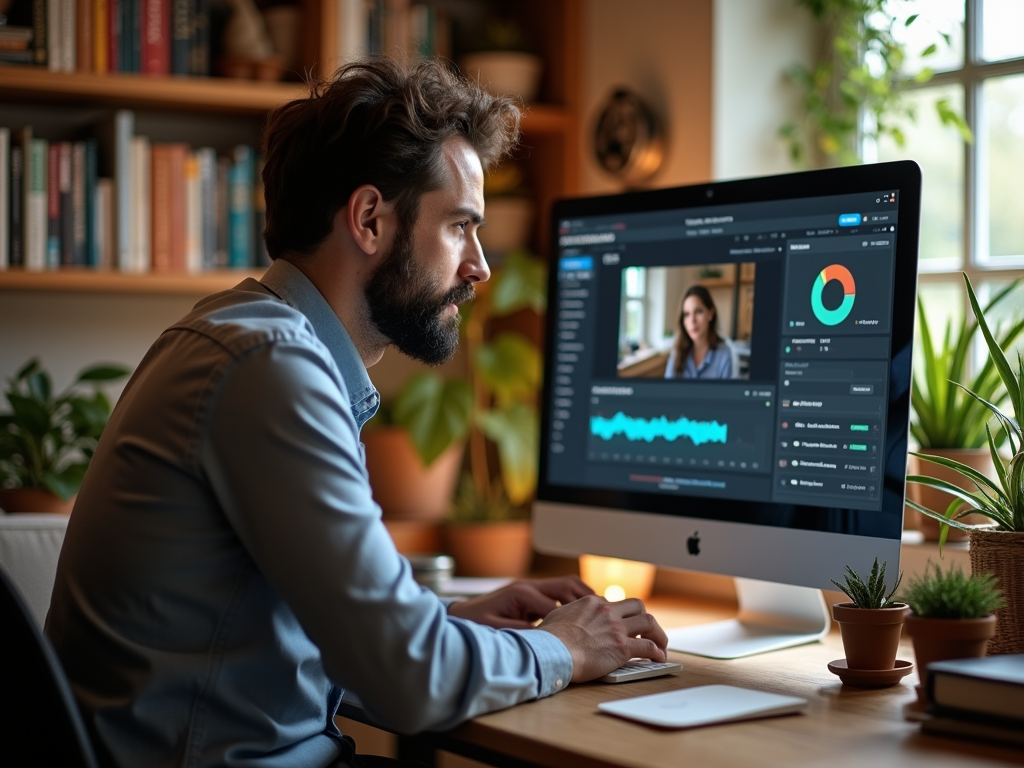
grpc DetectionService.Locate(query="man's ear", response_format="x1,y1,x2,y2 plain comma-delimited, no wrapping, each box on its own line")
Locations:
347,185,393,257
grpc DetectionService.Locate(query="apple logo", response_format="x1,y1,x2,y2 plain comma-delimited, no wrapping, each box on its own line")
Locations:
686,531,700,556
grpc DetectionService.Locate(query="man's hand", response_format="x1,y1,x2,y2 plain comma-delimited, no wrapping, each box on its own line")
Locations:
535,595,668,682
446,576,594,629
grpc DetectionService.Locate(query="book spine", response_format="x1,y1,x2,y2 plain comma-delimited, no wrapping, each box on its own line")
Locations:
141,0,168,74
76,0,93,71
184,152,201,272
118,0,130,71
58,142,73,266
47,0,60,71
131,135,151,272
214,155,228,268
32,0,48,66
47,142,60,268
60,0,75,71
189,0,208,75
130,0,141,72
170,0,189,75
149,144,171,272
114,109,133,271
228,145,253,268
107,0,119,71
72,141,87,266
0,128,8,269
94,0,108,72
196,147,215,270
26,139,48,272
95,177,114,269
84,139,98,266
10,144,23,268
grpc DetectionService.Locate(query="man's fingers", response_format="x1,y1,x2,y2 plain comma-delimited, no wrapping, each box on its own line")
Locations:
621,611,669,650
533,576,594,604
608,597,646,618
626,637,668,663
509,584,560,619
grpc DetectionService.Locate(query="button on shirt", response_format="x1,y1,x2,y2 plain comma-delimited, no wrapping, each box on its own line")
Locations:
46,259,572,768
664,344,734,379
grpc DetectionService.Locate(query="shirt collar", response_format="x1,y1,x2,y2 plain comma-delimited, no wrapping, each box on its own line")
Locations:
259,259,380,428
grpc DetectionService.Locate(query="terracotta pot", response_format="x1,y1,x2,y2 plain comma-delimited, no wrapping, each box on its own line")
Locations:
832,602,909,670
443,520,533,578
904,614,996,687
383,520,443,555
907,449,994,542
969,528,1024,654
0,487,75,515
362,427,463,521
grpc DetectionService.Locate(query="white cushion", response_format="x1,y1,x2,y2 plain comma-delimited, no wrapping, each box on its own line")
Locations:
0,513,69,627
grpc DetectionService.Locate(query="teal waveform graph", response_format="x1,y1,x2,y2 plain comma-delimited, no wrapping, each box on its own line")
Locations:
590,412,728,446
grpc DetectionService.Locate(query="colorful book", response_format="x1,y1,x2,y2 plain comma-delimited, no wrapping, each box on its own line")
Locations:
72,141,87,266
31,0,48,66
215,154,228,267
141,0,169,74
47,0,60,71
130,135,151,272
97,109,134,271
94,0,108,72
84,139,98,266
195,146,216,269
95,177,114,269
107,0,119,72
58,141,73,266
228,145,253,268
59,0,74,71
10,144,24,268
76,0,93,71
46,142,60,267
190,0,208,75
184,152,201,272
169,0,189,75
0,128,8,269
149,143,186,272
25,136,48,272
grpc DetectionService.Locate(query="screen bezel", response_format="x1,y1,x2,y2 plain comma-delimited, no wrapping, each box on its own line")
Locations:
534,161,922,553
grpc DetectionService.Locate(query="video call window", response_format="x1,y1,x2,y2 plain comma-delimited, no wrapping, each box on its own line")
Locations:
617,262,756,381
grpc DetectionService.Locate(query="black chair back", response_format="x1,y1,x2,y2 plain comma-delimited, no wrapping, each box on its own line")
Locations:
0,565,99,768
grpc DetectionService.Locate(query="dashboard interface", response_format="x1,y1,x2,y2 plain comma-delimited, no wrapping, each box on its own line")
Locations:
541,181,918,538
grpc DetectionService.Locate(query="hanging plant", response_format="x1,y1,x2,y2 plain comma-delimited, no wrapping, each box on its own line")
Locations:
780,0,972,167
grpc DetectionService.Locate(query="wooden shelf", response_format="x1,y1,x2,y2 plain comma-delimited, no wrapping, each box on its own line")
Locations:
0,68,576,131
0,269,262,294
0,68,307,115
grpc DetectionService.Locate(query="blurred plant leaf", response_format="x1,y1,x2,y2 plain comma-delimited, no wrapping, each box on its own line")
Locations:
475,332,541,408
392,372,473,466
478,402,538,505
491,250,546,316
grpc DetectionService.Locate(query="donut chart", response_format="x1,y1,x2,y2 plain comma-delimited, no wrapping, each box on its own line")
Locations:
811,264,856,326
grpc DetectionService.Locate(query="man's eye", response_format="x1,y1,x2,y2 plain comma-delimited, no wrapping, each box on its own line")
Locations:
456,221,469,231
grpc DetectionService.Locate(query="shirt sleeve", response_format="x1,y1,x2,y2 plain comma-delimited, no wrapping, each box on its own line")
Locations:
200,341,572,734
664,349,676,378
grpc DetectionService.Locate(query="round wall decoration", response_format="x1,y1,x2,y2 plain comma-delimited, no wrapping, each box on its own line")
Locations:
592,88,665,185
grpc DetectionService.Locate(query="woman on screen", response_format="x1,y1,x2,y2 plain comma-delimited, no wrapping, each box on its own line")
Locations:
665,285,733,379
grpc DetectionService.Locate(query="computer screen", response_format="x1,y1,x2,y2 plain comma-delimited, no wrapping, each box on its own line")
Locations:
532,161,921,656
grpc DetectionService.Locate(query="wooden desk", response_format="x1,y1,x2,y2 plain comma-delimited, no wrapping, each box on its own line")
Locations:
339,597,1024,768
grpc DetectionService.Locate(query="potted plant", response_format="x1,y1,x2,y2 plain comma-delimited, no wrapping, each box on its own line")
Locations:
906,273,1024,654
442,249,546,577
477,162,534,262
829,558,909,679
460,20,543,104
0,358,129,514
908,282,1024,540
901,562,1004,687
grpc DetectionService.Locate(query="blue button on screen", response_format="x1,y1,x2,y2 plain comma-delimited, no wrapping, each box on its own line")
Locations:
838,213,862,226
559,256,594,271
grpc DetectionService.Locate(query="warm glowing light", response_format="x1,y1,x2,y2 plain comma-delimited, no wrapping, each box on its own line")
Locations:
604,584,627,602
579,555,656,601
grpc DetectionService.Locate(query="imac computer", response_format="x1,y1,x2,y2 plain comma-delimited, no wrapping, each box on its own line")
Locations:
533,160,922,658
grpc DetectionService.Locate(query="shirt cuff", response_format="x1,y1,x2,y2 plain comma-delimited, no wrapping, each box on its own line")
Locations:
515,628,573,697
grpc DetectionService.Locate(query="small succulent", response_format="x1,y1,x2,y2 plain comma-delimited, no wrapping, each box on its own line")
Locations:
831,557,903,609
900,562,1005,619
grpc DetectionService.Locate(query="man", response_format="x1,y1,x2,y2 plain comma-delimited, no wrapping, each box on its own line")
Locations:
47,58,668,768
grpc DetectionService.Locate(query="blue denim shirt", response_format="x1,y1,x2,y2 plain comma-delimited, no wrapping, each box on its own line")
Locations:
664,343,734,379
46,259,572,768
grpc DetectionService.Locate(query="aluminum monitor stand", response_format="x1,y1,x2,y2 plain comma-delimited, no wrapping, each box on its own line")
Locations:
666,578,831,659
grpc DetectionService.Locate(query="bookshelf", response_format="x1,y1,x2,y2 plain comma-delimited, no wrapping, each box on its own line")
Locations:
0,0,581,290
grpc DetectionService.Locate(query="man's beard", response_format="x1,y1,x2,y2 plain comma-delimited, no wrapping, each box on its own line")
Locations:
365,224,475,365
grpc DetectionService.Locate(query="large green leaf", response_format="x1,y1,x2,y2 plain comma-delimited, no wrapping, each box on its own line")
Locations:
491,250,546,317
475,332,541,408
392,372,472,466
44,462,89,500
76,364,131,383
478,402,538,505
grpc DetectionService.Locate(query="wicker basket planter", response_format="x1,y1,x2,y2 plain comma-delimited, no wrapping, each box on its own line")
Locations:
969,529,1024,654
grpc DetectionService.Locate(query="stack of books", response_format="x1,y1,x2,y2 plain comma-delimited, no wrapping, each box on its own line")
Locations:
0,111,267,272
907,654,1024,749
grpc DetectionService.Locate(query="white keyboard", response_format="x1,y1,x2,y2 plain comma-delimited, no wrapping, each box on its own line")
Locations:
599,659,683,683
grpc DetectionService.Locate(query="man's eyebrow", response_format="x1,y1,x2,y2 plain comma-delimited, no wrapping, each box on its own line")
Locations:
451,206,486,225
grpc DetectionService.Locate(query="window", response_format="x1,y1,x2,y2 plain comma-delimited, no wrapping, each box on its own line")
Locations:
866,0,1024,377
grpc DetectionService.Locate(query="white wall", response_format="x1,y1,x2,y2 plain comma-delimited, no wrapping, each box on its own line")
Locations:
712,0,817,181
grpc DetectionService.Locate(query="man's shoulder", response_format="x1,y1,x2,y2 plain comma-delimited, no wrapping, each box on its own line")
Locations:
172,278,322,359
